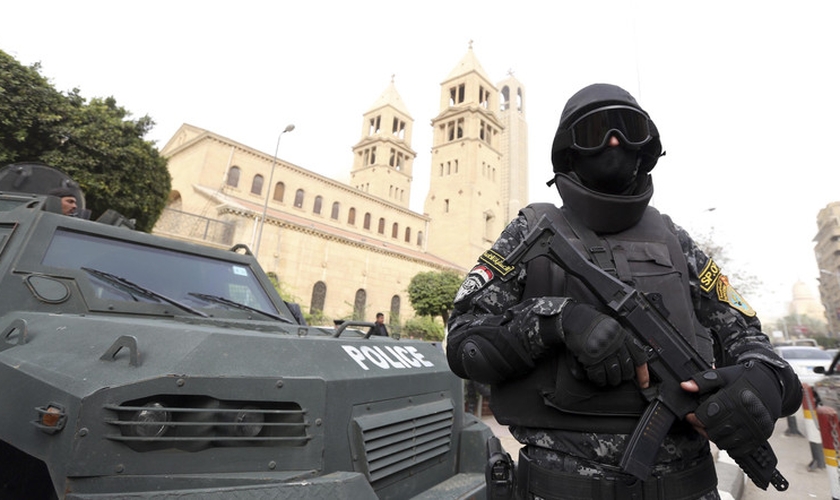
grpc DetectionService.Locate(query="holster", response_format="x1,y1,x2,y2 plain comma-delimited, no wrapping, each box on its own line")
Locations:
486,436,515,500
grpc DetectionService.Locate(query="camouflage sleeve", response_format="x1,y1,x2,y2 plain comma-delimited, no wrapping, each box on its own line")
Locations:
445,214,570,381
671,220,802,414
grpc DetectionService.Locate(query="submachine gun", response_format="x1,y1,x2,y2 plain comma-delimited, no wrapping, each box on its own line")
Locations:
505,214,788,491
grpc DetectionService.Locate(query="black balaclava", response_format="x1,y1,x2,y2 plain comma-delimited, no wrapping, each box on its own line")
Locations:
550,84,662,233
573,147,640,195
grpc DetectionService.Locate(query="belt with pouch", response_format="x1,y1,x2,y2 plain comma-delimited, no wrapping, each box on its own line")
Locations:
516,449,718,500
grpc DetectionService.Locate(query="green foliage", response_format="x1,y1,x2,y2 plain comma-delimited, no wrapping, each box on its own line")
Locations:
403,316,445,342
810,335,837,349
305,309,331,327
389,312,402,337
0,50,170,232
0,58,66,163
407,270,464,324
266,272,300,303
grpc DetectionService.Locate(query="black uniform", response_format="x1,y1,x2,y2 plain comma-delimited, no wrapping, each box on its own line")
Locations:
368,323,389,337
445,84,801,500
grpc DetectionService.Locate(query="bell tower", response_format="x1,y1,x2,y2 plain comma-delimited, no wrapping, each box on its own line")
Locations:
423,44,507,269
497,71,529,221
350,77,416,208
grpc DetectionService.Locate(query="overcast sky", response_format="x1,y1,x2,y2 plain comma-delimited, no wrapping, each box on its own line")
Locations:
4,0,839,323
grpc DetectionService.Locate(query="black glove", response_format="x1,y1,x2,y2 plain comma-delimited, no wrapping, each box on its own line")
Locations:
690,361,783,453
560,301,646,387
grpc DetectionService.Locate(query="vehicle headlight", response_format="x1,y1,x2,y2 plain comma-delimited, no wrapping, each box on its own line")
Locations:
129,402,171,438
219,406,264,437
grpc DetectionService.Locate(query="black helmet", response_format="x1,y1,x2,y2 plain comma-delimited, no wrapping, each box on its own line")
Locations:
551,84,662,174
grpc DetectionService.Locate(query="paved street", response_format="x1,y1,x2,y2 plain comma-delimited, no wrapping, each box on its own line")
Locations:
741,416,831,500
483,412,834,499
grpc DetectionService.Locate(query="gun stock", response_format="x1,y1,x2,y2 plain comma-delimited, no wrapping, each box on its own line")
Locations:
505,214,788,491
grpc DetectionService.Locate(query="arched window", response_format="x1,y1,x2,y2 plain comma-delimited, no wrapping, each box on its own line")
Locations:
500,86,510,111
348,207,356,225
294,189,305,208
250,174,264,195
417,231,424,246
313,195,323,215
226,166,241,187
310,281,326,314
390,295,401,320
391,222,398,238
363,213,371,230
404,227,411,243
378,218,385,234
273,182,285,202
353,289,367,321
331,202,340,220
390,295,401,336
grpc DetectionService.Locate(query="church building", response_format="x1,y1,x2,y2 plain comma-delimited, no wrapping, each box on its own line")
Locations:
153,46,529,327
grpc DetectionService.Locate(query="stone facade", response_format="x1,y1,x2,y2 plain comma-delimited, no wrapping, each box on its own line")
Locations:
423,47,528,267
815,201,840,334
154,47,528,327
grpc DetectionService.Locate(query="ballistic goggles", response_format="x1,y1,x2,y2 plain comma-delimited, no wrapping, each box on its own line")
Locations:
565,105,653,153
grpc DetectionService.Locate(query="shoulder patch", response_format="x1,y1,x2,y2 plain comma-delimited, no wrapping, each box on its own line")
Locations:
716,275,756,317
454,264,494,303
478,249,515,276
698,258,721,293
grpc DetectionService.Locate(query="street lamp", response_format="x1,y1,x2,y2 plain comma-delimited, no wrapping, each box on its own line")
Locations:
254,124,295,256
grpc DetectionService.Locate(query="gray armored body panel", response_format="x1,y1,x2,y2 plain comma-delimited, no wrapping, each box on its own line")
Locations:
0,163,492,499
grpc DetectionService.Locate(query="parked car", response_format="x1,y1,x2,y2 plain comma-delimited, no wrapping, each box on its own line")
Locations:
774,338,820,348
813,350,840,411
774,345,833,385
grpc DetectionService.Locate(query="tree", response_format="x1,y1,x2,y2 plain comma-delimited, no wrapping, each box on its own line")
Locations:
0,50,170,232
407,270,463,324
403,316,445,341
691,228,761,297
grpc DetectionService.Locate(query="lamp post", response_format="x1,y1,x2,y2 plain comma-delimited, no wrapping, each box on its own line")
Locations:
254,124,295,257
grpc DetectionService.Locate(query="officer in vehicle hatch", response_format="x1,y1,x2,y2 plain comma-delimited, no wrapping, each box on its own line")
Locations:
446,83,802,500
48,186,78,216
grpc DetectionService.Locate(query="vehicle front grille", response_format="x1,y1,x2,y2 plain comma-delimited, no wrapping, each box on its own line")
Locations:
353,399,454,483
104,395,310,452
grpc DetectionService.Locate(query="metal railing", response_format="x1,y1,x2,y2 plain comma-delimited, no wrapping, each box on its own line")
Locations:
155,208,236,246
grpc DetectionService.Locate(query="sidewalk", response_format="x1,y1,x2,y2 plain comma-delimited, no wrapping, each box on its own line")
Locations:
481,415,744,500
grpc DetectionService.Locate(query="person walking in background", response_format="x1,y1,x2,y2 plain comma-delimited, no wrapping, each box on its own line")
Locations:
368,312,389,337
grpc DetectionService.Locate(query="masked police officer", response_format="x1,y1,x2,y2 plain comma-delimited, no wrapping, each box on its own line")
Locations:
446,83,802,500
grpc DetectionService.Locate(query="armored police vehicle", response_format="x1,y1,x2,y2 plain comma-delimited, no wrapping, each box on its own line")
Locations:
0,163,491,499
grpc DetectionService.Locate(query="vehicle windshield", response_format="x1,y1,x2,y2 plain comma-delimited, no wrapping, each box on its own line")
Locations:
41,229,278,315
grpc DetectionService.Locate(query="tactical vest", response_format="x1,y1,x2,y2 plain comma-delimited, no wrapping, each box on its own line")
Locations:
490,204,714,433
